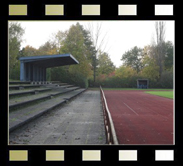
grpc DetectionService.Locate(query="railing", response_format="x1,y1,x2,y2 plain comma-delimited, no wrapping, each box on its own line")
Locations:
100,86,118,145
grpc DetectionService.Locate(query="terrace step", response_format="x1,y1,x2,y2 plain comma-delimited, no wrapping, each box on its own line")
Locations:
9,86,80,111
9,84,42,90
9,81,31,85
44,83,75,89
9,88,52,98
59,84,75,88
9,88,86,133
57,83,67,86
51,81,61,83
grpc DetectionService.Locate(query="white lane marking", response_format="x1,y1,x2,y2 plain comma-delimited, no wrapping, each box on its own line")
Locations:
123,102,139,116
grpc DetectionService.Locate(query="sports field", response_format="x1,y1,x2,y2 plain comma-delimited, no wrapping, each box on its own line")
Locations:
104,89,173,145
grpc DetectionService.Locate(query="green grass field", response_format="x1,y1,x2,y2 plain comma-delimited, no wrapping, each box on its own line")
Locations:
145,91,173,99
101,88,173,91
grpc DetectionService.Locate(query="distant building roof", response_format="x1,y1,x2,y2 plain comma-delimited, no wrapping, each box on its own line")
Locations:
19,53,79,68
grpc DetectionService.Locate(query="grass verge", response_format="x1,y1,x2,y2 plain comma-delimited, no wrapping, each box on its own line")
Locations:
102,88,173,91
145,91,173,99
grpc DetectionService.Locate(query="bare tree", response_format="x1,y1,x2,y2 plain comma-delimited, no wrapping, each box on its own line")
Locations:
86,22,109,83
152,21,166,79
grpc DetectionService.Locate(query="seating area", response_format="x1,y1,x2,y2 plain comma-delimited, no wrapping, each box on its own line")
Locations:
9,81,86,133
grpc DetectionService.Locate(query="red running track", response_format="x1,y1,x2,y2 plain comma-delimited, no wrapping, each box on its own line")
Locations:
104,90,174,145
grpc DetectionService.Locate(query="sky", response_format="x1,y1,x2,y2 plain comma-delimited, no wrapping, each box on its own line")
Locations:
14,20,174,68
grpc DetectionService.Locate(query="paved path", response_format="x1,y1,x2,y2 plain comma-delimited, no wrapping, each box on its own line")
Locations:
104,90,173,145
9,90,106,145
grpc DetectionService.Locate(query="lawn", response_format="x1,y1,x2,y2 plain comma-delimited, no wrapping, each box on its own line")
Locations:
145,91,173,99
101,88,173,91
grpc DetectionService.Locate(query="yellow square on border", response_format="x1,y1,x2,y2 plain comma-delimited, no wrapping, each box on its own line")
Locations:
82,5,100,15
118,5,137,15
9,5,27,15
9,150,28,161
119,150,137,161
45,5,64,15
46,150,64,161
82,150,101,161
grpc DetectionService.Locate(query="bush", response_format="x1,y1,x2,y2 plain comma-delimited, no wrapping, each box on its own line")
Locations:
70,73,88,88
10,62,20,80
51,67,89,88
159,70,173,88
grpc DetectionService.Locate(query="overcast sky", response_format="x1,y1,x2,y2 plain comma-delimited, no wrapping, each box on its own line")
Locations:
14,20,174,67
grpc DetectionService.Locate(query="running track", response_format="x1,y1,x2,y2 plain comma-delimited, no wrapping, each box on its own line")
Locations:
104,90,173,145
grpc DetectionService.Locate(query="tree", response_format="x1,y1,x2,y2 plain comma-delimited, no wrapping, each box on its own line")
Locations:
19,45,39,57
38,41,57,55
86,22,109,83
97,52,115,75
121,46,144,73
9,22,24,79
141,55,159,81
164,41,173,71
58,23,93,87
115,66,136,79
153,21,166,79
50,30,68,53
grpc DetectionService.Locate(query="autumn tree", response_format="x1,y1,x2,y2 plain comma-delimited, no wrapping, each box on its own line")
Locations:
115,65,137,88
9,22,24,80
38,41,57,55
19,45,40,57
51,23,94,87
97,52,115,75
121,46,144,73
141,54,159,81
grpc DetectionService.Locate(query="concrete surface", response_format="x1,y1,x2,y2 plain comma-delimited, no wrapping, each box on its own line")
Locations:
9,90,106,145
9,89,86,132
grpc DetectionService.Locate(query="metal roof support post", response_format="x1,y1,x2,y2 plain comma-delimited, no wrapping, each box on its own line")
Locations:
20,61,24,81
38,66,40,82
37,66,39,81
33,65,35,81
39,67,42,82
35,66,38,81
27,63,31,81
43,68,46,82
42,68,44,82
30,64,33,81
40,67,42,81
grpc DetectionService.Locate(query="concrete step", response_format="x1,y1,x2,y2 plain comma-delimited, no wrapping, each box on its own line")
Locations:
9,87,80,111
9,81,31,85
9,88,86,133
59,84,75,88
9,84,42,90
43,84,75,89
51,81,61,83
9,88,52,98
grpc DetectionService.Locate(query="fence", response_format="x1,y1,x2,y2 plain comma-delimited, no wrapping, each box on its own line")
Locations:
100,86,118,145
